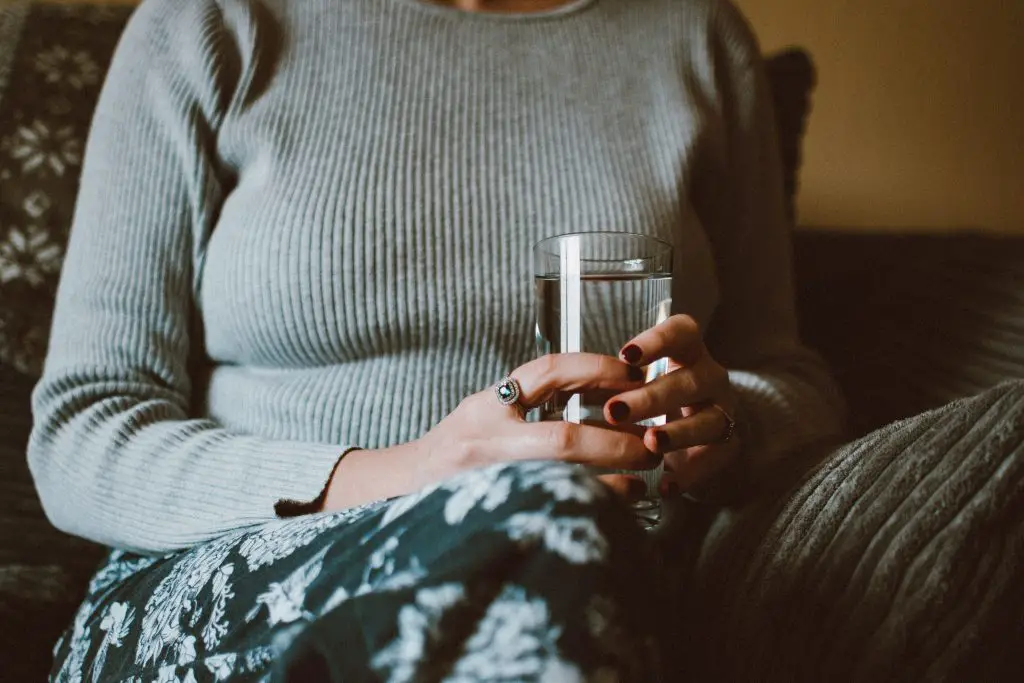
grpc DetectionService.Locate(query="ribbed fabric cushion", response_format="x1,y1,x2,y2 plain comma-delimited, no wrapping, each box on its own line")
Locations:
681,380,1024,682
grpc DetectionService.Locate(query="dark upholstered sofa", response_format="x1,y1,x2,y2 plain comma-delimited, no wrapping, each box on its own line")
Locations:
2,2,1022,679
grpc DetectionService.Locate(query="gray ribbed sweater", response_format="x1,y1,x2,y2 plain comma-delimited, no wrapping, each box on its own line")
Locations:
28,0,844,554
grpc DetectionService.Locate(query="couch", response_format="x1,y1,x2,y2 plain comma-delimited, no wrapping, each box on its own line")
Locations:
2,2,1022,679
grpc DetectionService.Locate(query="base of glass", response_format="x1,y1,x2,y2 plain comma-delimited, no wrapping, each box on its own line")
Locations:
629,496,663,531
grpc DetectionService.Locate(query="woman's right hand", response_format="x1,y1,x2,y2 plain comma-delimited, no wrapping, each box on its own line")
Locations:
323,354,659,511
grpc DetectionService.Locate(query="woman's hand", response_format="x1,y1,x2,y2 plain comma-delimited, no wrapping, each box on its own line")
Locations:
323,353,659,511
604,314,741,496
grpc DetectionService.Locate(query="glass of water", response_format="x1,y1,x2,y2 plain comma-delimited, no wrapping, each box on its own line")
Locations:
533,232,673,530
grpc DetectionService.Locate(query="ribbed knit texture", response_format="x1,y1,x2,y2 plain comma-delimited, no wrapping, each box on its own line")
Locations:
28,0,843,554
681,380,1024,681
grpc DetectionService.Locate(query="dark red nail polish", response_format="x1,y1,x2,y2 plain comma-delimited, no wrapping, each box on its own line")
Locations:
620,344,643,365
608,401,630,422
627,365,645,382
664,482,681,498
654,430,671,451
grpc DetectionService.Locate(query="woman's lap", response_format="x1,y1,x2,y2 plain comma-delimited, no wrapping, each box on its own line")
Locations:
680,380,1024,682
52,461,661,682
52,382,1024,681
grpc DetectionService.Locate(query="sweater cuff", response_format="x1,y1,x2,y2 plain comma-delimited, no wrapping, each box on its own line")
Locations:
275,447,362,517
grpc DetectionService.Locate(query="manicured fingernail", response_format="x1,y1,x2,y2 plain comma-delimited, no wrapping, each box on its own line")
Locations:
620,344,643,365
627,478,647,499
627,365,645,382
654,430,671,451
608,401,630,422
661,480,681,498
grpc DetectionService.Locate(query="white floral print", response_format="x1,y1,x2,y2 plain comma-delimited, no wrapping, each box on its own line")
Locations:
516,461,606,504
322,535,427,615
204,653,237,681
176,635,197,666
503,511,609,564
201,565,235,651
372,583,468,683
91,602,135,682
248,545,329,627
446,586,581,683
0,224,63,285
34,45,101,89
378,487,436,529
135,532,244,668
441,465,514,525
5,120,82,175
54,599,93,683
89,552,160,595
237,508,364,571
54,459,650,681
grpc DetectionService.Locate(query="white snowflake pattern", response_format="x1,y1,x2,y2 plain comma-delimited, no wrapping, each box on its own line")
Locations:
91,602,135,682
446,586,581,683
5,120,82,175
34,46,101,89
0,224,63,285
22,189,51,219
503,511,609,565
372,583,468,683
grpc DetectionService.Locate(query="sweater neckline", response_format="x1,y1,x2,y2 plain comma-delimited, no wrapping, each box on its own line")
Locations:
392,0,598,22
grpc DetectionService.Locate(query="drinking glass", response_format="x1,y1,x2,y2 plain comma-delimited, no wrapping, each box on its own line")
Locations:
533,232,673,530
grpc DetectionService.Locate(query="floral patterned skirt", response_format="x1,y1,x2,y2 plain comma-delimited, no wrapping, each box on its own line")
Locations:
51,461,665,682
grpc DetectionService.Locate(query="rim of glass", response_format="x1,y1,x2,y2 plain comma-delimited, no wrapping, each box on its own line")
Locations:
533,231,672,258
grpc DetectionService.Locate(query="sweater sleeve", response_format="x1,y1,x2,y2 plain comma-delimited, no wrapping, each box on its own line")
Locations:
693,1,846,472
28,0,349,555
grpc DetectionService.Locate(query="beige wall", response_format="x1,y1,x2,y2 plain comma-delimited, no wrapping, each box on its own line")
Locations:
736,0,1024,233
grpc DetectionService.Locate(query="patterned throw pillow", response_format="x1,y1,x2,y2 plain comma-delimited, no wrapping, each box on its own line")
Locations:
0,1,133,377
0,5,131,678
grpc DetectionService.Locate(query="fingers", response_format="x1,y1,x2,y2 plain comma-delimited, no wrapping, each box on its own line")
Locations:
619,314,704,369
513,353,645,409
512,421,660,471
606,358,727,425
580,418,648,439
642,405,730,453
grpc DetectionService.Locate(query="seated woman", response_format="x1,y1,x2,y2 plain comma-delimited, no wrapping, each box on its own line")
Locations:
29,0,1022,680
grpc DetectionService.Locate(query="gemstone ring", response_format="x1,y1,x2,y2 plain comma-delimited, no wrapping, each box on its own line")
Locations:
494,376,524,409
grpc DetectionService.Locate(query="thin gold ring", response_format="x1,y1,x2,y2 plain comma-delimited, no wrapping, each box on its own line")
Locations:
709,403,737,443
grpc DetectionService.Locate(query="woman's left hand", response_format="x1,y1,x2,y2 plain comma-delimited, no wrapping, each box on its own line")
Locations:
603,314,741,496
